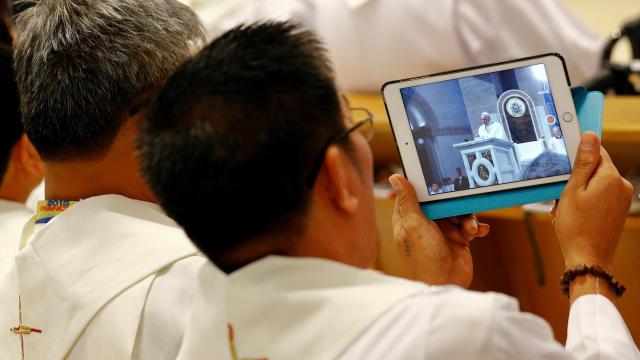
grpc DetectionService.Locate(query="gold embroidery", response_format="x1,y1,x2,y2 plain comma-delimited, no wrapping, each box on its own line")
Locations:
10,325,42,335
10,295,43,360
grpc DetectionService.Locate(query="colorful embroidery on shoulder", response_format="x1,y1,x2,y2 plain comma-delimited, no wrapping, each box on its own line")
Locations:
35,200,78,225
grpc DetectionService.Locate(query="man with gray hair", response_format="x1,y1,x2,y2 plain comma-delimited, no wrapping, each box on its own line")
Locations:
477,111,508,141
0,1,221,359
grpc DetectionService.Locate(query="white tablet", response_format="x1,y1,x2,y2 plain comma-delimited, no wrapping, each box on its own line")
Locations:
382,54,581,202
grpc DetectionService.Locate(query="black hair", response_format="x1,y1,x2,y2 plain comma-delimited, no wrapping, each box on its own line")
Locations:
0,44,22,184
138,22,344,263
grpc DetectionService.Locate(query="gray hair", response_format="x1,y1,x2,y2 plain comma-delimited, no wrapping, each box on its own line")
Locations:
480,112,491,120
13,0,205,160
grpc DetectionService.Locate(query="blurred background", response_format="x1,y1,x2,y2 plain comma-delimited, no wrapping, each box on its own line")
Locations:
565,0,637,64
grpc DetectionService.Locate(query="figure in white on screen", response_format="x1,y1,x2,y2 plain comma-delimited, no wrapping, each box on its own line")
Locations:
547,125,567,155
477,112,508,141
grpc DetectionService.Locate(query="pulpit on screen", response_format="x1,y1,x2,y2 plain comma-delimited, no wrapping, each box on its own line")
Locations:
453,138,519,188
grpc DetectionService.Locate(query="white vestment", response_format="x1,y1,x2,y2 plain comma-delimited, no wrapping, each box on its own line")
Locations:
0,200,32,266
548,136,568,155
478,121,508,141
179,0,604,91
0,195,221,360
178,256,639,360
25,181,45,212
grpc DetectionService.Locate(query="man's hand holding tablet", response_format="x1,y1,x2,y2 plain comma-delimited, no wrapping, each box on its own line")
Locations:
380,54,633,295
389,132,633,296
382,54,582,217
553,132,634,303
389,173,490,288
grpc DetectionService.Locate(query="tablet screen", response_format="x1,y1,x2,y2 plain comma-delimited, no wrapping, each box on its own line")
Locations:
400,63,571,196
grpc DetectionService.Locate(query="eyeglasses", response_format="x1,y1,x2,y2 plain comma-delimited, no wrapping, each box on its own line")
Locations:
306,106,374,186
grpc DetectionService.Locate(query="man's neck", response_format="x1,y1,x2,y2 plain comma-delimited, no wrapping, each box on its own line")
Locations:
216,224,369,274
43,115,156,202
44,161,155,202
290,220,372,270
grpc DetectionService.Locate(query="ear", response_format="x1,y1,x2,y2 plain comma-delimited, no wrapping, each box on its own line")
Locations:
319,144,359,214
14,135,44,178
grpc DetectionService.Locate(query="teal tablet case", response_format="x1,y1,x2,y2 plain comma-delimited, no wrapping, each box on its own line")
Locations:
421,87,604,219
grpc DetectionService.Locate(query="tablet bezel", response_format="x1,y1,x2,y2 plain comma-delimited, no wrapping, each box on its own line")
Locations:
382,54,580,203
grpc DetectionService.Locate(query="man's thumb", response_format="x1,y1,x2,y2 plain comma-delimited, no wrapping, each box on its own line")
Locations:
390,174,421,214
567,131,600,190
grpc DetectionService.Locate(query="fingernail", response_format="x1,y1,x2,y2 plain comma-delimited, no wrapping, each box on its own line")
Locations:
472,219,478,232
580,134,596,151
389,175,401,191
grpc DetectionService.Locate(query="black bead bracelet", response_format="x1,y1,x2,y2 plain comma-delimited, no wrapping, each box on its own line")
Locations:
560,264,626,298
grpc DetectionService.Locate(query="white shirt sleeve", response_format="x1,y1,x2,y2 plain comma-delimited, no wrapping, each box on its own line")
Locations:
566,294,640,359
455,0,604,85
492,122,508,141
340,289,638,359
132,256,209,360
182,0,315,41
487,294,638,359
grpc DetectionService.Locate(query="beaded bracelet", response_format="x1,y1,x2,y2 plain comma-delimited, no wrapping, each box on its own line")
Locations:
560,264,626,298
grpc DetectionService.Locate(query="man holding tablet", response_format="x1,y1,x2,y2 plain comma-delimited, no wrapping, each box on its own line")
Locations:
0,1,215,358
139,23,638,359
